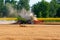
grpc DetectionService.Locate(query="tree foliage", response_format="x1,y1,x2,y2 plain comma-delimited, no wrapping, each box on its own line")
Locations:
32,0,60,18
32,0,49,18
17,0,30,10
0,0,5,17
0,0,60,18
49,0,58,17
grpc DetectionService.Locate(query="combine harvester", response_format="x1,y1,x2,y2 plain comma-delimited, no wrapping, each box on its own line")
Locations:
15,8,60,25
0,8,60,24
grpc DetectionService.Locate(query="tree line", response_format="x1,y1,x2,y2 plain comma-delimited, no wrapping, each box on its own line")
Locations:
32,0,60,18
0,0,60,18
0,0,30,17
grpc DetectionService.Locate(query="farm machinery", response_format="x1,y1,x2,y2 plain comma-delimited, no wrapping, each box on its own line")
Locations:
15,15,44,24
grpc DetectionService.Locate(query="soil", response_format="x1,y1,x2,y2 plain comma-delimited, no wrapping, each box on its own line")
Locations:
0,24,60,40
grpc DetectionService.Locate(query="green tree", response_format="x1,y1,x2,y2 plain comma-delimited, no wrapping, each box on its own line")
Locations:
32,0,49,18
49,0,58,17
56,7,60,17
0,0,4,17
17,0,30,10
5,0,17,8
5,0,11,4
5,0,17,17
55,4,60,17
2,6,9,17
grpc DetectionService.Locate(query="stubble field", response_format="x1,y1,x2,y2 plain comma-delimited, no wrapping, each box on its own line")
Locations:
0,24,60,40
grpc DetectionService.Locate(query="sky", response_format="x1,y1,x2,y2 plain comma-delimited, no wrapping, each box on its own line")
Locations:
29,0,51,6
16,0,51,7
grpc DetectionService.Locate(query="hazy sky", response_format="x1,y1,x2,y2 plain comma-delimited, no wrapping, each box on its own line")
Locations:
16,0,51,6
29,0,51,6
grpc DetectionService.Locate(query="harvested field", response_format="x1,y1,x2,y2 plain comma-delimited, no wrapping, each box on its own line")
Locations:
0,24,60,40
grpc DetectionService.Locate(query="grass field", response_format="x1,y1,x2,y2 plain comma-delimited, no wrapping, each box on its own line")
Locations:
0,24,60,40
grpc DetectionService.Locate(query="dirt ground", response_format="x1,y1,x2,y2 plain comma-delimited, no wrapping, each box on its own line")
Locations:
0,24,60,40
